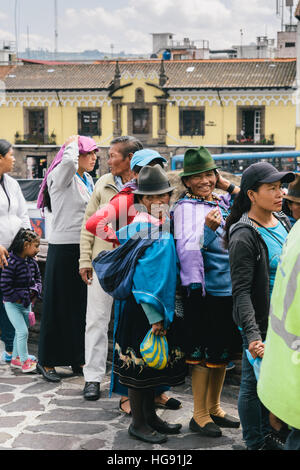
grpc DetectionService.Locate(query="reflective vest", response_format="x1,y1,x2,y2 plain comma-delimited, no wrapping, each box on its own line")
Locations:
257,220,300,429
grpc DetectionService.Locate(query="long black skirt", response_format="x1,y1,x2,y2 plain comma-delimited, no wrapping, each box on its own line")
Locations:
113,295,187,390
38,244,87,367
182,289,242,366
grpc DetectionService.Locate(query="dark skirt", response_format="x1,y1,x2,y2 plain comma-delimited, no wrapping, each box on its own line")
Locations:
38,244,87,367
182,289,242,365
113,295,187,390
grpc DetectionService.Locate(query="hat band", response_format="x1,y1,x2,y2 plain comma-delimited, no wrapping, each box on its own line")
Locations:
138,181,170,192
288,188,300,198
183,162,217,173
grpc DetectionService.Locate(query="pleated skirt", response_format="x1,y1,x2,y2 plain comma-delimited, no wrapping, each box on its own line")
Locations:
38,243,87,367
113,294,187,390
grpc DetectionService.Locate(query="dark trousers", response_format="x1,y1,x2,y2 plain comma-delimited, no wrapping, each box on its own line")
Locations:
285,428,300,450
0,280,15,352
238,333,271,449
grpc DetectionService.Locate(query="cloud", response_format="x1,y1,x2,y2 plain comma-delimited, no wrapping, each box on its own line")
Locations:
0,0,294,55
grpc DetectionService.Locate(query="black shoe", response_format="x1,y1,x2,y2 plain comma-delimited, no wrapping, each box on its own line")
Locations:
260,431,286,450
210,413,240,428
128,424,167,444
189,417,222,437
36,363,61,383
149,420,182,435
83,382,100,401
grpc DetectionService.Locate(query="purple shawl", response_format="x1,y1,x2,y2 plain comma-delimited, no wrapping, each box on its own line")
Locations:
37,136,99,211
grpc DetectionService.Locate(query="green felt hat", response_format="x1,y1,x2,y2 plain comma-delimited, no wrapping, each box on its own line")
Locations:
179,146,219,178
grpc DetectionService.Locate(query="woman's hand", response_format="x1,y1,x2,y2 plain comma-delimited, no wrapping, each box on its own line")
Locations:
0,245,9,269
152,321,167,336
248,340,265,359
205,208,222,231
65,135,79,147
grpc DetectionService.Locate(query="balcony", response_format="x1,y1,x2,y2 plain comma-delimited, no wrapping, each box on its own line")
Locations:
14,133,56,145
227,134,275,146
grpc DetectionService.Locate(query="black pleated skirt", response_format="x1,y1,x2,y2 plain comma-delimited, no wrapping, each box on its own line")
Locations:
113,294,187,390
38,244,87,367
182,289,242,366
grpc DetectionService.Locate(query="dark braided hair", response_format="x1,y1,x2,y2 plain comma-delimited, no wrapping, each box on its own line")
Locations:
8,228,40,255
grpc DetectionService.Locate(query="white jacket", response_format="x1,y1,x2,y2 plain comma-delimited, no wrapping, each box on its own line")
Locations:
0,174,31,249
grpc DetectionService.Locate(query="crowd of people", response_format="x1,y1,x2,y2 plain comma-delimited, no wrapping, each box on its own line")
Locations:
0,135,299,450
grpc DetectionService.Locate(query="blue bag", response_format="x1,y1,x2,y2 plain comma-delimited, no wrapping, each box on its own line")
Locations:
92,230,156,300
246,349,262,381
140,329,168,370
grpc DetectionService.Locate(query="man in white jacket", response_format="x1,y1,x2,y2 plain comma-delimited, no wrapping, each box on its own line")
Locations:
0,139,31,361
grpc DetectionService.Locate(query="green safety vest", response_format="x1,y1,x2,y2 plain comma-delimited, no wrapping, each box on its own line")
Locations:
257,220,300,429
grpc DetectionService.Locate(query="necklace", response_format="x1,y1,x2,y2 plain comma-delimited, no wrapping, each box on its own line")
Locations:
185,191,220,202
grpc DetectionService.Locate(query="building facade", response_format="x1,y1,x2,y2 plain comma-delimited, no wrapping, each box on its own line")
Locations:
0,57,297,179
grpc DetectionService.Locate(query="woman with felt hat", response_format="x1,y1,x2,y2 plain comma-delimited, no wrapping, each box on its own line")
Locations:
105,164,187,444
172,146,241,438
282,174,300,225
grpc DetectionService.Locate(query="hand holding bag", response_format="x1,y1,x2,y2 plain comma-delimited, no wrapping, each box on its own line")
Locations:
28,311,36,327
140,329,168,370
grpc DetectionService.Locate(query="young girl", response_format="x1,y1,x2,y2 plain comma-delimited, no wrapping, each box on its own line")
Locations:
0,228,42,373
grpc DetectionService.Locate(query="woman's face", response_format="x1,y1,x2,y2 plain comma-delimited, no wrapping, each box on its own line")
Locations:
140,193,171,219
78,150,97,173
248,181,284,212
184,170,217,198
0,147,15,175
288,200,300,221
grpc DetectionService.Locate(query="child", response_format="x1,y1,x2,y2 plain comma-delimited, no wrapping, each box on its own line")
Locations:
0,228,42,373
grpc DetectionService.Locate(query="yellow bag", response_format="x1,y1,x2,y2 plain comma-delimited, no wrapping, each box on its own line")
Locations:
140,329,168,370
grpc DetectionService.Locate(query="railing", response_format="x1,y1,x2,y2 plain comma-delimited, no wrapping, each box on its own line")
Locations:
227,134,275,146
14,134,56,145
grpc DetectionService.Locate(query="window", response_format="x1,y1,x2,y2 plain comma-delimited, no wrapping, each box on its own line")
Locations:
132,109,150,134
78,109,101,136
28,110,45,138
26,156,47,179
285,42,296,48
179,108,205,136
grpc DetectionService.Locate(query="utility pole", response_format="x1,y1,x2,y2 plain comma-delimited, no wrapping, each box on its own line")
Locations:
54,0,58,56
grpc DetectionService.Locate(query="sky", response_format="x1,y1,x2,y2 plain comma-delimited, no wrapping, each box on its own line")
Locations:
0,0,298,56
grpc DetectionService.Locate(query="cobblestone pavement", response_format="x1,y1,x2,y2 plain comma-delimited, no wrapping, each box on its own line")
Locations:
0,341,244,451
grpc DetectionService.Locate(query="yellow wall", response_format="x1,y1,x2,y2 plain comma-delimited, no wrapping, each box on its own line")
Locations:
0,84,297,149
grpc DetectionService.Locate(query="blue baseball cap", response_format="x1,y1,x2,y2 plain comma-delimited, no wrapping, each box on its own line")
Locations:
130,149,167,170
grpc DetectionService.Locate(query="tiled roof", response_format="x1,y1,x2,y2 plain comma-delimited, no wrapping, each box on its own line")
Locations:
4,63,116,90
2,59,296,92
162,59,296,89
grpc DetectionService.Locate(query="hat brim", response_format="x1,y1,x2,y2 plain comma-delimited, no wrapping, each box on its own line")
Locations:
80,145,99,154
179,164,220,178
133,186,175,196
259,171,295,184
131,155,167,170
283,194,300,203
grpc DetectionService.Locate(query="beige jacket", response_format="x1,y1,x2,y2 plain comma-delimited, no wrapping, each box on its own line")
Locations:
79,173,118,269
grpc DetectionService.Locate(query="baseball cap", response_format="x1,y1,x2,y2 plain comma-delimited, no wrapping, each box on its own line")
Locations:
241,162,295,194
130,149,167,170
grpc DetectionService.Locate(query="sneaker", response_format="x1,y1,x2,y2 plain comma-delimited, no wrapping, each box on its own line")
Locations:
21,359,37,373
11,355,37,369
1,351,12,362
11,357,23,369
260,431,286,450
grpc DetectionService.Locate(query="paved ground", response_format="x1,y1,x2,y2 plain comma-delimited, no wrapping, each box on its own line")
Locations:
0,340,244,452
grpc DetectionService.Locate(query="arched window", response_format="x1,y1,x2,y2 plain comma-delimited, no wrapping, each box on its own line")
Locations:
135,88,144,103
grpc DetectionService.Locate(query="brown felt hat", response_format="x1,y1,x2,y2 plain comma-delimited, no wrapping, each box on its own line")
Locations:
283,174,300,203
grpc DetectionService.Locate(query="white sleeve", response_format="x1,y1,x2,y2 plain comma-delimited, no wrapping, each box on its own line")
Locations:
16,183,31,229
50,141,79,189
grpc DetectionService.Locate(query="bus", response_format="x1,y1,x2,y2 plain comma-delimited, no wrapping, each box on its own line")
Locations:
171,151,300,174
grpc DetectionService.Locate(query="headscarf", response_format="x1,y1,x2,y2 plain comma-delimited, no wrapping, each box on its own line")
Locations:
37,136,99,210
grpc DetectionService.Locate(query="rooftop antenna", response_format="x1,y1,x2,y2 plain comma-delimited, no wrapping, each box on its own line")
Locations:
14,0,18,58
54,0,58,55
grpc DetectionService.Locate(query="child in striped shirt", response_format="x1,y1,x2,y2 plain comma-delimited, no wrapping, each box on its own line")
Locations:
0,228,42,373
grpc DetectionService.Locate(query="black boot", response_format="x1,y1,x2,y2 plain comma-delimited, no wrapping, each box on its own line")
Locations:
143,389,182,435
128,388,167,444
